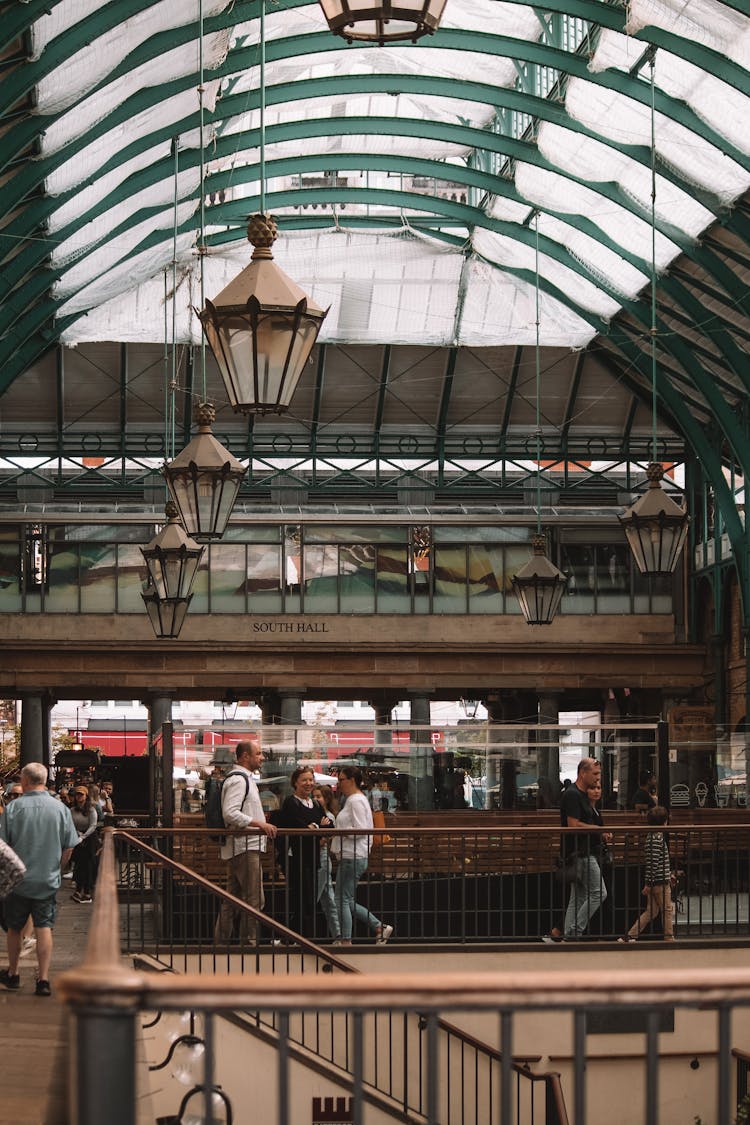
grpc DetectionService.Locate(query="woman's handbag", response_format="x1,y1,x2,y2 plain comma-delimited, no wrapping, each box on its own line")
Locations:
0,839,26,899
554,852,578,886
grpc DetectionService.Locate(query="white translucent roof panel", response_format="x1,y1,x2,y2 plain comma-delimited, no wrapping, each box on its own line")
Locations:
39,38,228,156
45,87,212,200
510,163,682,271
564,81,750,205
626,0,750,61
474,226,621,320
33,2,232,114
591,30,750,156
458,261,597,348
55,207,197,311
25,0,749,360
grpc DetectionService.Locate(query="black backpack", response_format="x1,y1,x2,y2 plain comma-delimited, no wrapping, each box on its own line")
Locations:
205,770,250,843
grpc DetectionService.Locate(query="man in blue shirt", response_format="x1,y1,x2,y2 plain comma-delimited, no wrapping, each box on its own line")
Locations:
0,762,78,996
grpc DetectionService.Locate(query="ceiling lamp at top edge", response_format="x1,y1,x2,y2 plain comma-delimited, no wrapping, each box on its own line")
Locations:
319,0,448,44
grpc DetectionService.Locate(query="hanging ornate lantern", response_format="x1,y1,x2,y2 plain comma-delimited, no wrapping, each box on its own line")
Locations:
141,502,203,600
619,463,690,576
140,502,203,639
319,0,448,44
162,402,246,542
198,215,328,415
512,535,568,626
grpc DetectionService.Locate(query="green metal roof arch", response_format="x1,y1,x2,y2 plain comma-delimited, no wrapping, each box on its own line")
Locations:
0,128,672,302
610,310,750,478
0,69,728,270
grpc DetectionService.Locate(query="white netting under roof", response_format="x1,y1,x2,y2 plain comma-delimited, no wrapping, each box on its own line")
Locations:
534,214,648,300
590,30,750,156
472,227,621,321
52,171,201,270
38,36,228,156
60,261,200,346
54,205,197,311
458,259,597,348
44,90,207,197
510,163,681,272
564,81,750,204
32,0,750,353
32,0,232,114
625,0,749,64
537,120,717,237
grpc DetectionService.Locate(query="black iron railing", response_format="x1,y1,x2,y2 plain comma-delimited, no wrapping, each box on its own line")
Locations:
117,822,750,945
109,830,564,1123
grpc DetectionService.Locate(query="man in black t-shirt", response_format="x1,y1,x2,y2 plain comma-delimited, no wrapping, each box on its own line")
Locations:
552,757,611,940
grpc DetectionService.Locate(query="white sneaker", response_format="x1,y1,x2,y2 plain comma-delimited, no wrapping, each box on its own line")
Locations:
19,937,36,959
375,924,393,945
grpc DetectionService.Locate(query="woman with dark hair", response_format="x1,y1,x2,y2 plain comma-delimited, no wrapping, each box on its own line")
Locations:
69,786,98,903
279,766,333,938
332,766,393,946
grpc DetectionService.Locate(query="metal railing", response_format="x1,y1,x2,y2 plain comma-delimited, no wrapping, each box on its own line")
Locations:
59,833,750,1125
107,830,565,1124
117,821,750,946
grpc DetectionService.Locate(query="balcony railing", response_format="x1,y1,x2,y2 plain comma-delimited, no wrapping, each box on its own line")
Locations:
117,821,750,946
59,832,750,1125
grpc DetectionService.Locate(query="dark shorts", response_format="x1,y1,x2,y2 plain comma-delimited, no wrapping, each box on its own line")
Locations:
3,892,57,931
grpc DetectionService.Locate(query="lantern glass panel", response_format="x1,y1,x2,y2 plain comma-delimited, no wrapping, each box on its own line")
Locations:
166,469,243,543
143,593,191,639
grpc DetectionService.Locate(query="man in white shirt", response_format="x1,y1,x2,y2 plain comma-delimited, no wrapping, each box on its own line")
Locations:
214,740,277,945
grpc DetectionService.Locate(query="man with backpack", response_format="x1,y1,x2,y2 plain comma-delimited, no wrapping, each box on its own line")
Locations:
213,740,277,946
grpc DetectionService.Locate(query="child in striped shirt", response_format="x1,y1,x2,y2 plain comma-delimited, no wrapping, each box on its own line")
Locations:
619,805,675,943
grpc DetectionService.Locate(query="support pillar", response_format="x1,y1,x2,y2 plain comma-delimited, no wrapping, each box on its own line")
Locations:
260,691,281,726
19,693,48,767
408,695,433,811
148,696,172,828
278,693,304,726
537,692,562,807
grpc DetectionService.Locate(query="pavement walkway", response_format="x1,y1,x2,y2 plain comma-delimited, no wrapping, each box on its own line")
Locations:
0,886,91,1125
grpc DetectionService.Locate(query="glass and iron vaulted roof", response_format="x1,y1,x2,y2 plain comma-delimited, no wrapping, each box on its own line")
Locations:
1,0,750,493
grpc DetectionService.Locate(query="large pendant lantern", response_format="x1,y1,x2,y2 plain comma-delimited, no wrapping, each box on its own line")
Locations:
619,462,690,576
198,215,328,415
140,502,204,639
319,0,448,44
162,402,246,542
512,535,568,626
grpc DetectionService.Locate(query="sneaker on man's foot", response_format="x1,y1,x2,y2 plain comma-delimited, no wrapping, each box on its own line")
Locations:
77,894,93,904
35,979,51,997
375,924,393,945
542,927,564,944
0,969,20,990
19,937,36,959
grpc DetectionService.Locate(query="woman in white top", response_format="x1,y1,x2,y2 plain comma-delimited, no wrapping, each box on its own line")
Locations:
332,766,393,946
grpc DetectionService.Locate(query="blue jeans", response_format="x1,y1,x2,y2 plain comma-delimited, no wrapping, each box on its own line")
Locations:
335,857,381,940
317,849,340,939
564,855,606,938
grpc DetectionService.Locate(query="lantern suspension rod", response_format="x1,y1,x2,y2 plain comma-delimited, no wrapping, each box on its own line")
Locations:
260,0,266,216
198,0,208,403
170,137,180,463
534,212,541,536
649,50,658,465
